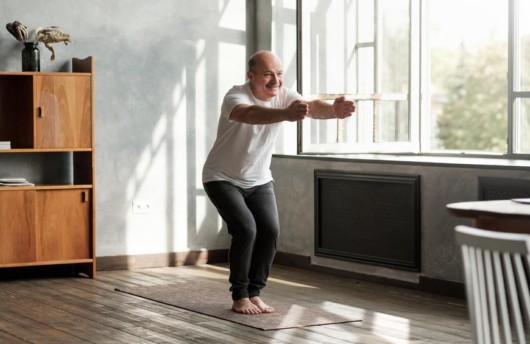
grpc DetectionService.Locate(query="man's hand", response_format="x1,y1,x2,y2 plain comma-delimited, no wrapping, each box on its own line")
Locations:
283,100,309,122
333,96,356,119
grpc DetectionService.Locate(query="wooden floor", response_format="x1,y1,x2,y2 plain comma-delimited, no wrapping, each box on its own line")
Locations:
0,264,471,343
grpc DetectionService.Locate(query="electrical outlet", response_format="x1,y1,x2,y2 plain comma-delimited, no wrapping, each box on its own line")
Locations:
132,201,152,214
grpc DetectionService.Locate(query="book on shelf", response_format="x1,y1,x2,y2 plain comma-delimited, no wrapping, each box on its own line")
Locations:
0,141,11,149
0,177,35,186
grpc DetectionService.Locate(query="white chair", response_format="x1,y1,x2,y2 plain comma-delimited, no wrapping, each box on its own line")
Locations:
455,225,530,344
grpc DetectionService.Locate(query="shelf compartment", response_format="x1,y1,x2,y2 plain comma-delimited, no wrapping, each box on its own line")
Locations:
0,75,34,148
0,152,92,186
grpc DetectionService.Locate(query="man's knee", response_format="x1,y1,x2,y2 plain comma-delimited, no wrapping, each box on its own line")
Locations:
229,219,258,241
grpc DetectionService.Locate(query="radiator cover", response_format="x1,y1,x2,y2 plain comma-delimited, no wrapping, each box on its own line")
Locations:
314,170,421,271
478,176,530,200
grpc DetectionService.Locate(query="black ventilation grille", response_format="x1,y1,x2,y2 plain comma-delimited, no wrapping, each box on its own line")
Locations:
315,170,421,271
478,177,530,200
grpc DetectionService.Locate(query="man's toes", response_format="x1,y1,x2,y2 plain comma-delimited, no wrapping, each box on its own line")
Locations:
232,299,262,314
249,297,275,313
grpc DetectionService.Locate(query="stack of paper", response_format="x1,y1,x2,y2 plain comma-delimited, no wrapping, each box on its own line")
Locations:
0,178,35,186
0,141,11,149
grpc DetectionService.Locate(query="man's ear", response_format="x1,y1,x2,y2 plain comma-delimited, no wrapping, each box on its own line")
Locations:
247,71,254,81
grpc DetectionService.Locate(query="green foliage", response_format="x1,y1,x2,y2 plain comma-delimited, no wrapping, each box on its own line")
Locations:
434,42,508,152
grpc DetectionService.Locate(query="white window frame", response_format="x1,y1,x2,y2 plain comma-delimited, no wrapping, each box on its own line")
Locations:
296,0,530,159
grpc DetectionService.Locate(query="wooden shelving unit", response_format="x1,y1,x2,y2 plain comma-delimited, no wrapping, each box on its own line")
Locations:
0,57,96,278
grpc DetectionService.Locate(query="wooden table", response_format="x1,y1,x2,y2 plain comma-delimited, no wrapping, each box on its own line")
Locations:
447,199,530,234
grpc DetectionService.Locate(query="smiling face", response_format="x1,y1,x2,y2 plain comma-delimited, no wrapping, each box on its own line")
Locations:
247,51,284,101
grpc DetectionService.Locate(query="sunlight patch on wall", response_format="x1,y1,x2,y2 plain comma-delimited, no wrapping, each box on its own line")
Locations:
152,114,168,151
125,129,171,254
195,41,207,187
218,42,246,93
172,71,190,251
218,0,246,31
196,195,222,233
173,68,186,107
273,0,296,10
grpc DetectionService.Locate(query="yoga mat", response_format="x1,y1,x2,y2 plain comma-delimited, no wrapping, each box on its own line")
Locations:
116,278,361,331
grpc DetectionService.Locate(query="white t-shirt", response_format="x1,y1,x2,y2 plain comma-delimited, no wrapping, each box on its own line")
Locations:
202,82,302,188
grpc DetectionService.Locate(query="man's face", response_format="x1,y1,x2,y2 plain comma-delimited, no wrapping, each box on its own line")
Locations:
248,53,283,101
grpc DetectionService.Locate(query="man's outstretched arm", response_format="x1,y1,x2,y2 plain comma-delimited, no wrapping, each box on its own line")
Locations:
229,100,309,124
306,96,356,119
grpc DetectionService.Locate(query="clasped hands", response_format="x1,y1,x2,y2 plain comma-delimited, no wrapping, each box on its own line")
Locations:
332,96,356,119
284,96,356,121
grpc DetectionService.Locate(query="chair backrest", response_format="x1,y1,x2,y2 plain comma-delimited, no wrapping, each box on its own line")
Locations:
455,225,530,344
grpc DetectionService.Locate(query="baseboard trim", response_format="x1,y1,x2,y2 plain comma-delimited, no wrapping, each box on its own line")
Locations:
97,249,229,271
273,252,465,299
97,250,465,299
418,276,466,299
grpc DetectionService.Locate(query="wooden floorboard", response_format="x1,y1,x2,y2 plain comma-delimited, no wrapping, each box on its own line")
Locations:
0,264,472,343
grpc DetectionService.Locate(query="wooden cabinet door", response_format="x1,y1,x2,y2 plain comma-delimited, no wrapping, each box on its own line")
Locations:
0,191,36,264
34,75,91,149
35,189,91,261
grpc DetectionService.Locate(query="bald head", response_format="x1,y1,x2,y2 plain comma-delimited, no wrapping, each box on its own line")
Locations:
248,51,282,73
246,51,284,101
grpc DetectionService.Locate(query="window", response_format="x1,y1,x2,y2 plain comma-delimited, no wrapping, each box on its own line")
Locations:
424,0,507,153
297,0,530,157
514,0,530,154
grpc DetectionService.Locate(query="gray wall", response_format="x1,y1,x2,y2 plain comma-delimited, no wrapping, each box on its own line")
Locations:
272,156,530,284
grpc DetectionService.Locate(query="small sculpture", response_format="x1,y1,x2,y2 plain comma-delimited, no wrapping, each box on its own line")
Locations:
5,21,72,63
5,21,28,41
35,26,71,61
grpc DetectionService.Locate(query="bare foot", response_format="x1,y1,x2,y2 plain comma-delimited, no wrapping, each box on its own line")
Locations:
232,298,262,315
250,296,275,313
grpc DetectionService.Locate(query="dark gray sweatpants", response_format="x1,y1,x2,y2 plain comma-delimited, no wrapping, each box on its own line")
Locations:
203,181,279,301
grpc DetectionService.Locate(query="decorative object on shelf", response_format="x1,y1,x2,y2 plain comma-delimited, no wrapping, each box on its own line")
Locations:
0,177,34,187
21,41,40,71
35,26,71,61
5,21,72,65
5,21,28,41
5,20,39,71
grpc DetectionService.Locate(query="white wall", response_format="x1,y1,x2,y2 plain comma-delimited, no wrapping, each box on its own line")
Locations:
0,0,249,257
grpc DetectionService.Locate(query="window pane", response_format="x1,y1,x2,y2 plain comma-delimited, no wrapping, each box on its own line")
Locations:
428,0,508,152
518,0,530,90
301,0,357,150
377,0,410,142
358,47,374,93
375,100,409,142
358,0,374,42
300,0,411,152
379,0,409,94
516,98,530,153
310,109,338,144
304,0,352,95
515,0,530,154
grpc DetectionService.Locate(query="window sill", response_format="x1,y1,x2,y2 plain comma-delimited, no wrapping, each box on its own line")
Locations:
272,153,530,170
